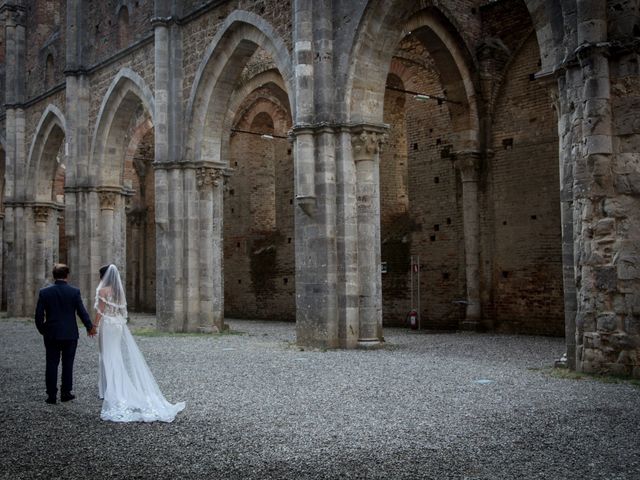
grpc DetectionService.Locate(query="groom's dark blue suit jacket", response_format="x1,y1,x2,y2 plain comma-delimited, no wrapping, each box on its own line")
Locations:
35,280,93,340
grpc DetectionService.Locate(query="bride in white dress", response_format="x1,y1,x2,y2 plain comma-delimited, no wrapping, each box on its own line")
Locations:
94,264,185,422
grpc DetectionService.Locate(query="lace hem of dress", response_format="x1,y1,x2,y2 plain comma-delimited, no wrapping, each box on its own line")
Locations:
101,401,185,423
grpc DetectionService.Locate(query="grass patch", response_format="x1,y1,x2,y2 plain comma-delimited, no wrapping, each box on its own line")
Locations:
132,327,244,338
541,367,640,388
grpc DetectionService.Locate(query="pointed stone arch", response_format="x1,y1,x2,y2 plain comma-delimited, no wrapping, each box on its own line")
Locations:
87,68,156,298
222,68,290,163
184,10,294,165
26,104,66,202
346,2,480,150
90,68,155,187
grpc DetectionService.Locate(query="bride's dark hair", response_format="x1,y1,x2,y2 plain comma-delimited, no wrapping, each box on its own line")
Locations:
94,264,128,317
99,265,110,279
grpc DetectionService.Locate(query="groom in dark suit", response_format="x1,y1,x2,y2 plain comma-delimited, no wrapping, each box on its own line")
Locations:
35,263,96,404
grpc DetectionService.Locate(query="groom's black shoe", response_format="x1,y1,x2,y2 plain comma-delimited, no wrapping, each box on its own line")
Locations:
60,393,75,402
45,396,57,405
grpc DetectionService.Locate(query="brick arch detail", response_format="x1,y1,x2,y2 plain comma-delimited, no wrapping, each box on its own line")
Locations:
235,97,290,135
25,104,67,201
346,3,480,150
184,10,294,165
89,68,155,187
490,29,540,115
220,69,291,163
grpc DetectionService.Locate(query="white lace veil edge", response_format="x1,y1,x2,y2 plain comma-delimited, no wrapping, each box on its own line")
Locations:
94,264,128,317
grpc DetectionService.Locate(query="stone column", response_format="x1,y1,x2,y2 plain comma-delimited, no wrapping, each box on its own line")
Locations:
196,165,226,333
127,210,144,310
65,0,92,301
352,127,387,347
292,126,340,348
335,127,360,348
0,211,4,309
153,1,185,332
554,73,579,370
99,191,117,264
572,2,622,375
33,206,52,295
4,3,27,316
454,151,482,329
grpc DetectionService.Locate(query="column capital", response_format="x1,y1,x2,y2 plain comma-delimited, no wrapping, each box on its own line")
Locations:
151,16,178,27
196,166,226,189
351,128,388,162
98,191,118,211
2,4,27,27
453,150,482,182
33,205,51,223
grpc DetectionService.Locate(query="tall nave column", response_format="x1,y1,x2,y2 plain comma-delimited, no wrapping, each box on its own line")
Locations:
351,126,387,347
454,151,482,329
196,164,228,333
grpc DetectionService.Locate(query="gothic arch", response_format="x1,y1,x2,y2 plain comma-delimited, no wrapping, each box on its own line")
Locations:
90,68,155,187
346,2,480,150
184,10,294,165
222,69,291,163
26,104,66,201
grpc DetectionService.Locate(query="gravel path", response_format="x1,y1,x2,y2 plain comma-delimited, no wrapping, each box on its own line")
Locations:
1,316,639,480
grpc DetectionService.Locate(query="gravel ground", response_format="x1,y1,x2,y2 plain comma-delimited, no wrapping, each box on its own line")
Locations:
1,315,639,480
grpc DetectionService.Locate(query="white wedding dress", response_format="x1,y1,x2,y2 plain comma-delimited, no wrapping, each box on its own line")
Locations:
95,273,185,423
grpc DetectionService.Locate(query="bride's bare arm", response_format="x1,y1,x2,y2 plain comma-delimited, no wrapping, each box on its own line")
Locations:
95,288,108,327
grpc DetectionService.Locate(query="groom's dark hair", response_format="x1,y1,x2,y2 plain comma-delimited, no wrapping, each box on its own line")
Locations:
53,264,70,280
99,265,110,279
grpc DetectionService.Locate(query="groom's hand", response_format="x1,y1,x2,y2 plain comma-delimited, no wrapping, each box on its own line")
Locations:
88,326,97,337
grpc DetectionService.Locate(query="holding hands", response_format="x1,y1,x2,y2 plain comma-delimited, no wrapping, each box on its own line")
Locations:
88,325,98,337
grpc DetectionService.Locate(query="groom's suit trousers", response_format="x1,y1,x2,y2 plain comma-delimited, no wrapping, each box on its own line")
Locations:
44,338,77,396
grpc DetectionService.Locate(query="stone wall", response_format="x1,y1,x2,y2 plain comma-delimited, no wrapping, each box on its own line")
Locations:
24,0,66,99
85,0,154,66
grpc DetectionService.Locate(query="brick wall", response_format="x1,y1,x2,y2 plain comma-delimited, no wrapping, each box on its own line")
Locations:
381,35,465,329
224,87,294,321
486,33,563,335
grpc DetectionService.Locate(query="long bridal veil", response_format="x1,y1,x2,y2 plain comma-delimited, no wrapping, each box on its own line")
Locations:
95,265,185,422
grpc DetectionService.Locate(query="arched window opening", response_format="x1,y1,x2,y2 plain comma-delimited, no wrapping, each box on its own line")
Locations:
45,54,54,89
224,80,294,322
118,6,130,49
125,122,156,313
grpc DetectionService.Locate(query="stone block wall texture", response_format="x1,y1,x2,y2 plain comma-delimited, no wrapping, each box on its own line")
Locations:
85,0,154,66
24,0,66,99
